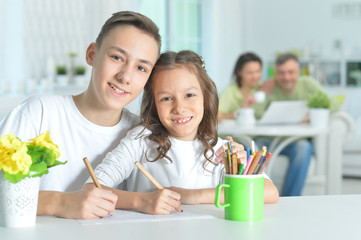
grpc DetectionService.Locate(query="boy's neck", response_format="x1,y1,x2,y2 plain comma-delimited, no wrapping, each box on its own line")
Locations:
72,94,123,127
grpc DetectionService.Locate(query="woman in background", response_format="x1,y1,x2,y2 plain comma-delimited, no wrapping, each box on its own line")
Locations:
218,52,263,121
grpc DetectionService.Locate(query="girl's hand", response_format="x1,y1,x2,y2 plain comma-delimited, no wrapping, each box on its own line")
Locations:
137,189,182,215
215,136,247,163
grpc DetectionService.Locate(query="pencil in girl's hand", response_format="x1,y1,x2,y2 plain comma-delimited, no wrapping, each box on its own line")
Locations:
83,157,102,188
135,161,164,190
135,161,183,212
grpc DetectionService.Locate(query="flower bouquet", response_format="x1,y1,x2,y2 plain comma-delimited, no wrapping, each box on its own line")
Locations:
0,131,66,227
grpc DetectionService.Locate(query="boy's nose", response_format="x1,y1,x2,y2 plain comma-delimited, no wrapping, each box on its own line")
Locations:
116,65,132,85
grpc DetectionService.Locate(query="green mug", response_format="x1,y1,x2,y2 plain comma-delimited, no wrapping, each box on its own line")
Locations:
215,174,264,221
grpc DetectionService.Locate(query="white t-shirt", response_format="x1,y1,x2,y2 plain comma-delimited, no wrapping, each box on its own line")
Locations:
90,126,225,192
0,95,140,192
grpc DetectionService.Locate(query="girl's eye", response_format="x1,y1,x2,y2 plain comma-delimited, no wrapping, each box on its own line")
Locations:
137,66,146,72
185,93,195,98
161,97,172,101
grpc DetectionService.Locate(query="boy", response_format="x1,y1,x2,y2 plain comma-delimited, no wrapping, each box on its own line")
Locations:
0,11,162,219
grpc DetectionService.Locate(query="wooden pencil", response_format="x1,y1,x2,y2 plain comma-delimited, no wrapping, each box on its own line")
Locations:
135,161,183,212
247,151,262,175
135,161,164,189
83,157,102,188
231,153,238,175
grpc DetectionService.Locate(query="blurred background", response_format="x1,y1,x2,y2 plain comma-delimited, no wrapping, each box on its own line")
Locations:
1,0,361,180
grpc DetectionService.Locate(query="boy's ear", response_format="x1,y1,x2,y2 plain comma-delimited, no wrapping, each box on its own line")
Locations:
86,42,96,66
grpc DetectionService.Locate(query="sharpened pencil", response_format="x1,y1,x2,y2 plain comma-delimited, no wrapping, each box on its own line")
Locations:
83,157,102,188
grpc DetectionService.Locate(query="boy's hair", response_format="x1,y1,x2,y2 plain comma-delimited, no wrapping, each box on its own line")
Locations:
233,52,262,87
141,50,219,169
275,52,299,66
95,11,161,55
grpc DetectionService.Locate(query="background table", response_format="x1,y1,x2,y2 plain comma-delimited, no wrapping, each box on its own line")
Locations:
218,120,330,194
1,195,360,240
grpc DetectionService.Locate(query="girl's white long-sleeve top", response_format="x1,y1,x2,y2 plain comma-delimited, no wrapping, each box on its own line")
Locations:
89,126,225,192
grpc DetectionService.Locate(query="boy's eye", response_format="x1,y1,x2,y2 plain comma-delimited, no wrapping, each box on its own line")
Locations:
137,66,146,72
112,55,123,62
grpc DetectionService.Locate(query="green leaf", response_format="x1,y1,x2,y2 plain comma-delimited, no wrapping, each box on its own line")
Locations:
4,171,28,184
27,145,57,167
307,91,331,109
28,161,48,178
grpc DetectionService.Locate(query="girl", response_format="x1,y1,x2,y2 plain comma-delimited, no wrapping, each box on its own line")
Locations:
86,51,279,215
218,52,263,121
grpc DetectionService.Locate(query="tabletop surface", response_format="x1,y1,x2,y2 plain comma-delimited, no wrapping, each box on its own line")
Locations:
218,120,327,136
1,194,360,240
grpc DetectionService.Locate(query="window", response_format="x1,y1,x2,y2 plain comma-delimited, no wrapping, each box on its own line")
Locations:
138,0,201,53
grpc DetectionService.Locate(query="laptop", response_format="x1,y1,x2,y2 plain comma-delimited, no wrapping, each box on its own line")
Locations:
257,101,308,125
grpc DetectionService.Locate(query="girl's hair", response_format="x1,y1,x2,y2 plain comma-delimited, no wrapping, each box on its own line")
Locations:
140,50,219,169
233,52,262,87
95,11,161,56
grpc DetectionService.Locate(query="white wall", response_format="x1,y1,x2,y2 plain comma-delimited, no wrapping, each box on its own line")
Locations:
201,0,244,93
244,0,361,63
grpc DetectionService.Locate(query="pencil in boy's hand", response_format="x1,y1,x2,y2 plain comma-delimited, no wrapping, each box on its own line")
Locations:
135,161,164,189
83,157,102,188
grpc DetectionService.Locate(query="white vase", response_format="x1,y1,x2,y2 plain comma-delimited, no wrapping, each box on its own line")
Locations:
309,108,330,128
0,171,40,228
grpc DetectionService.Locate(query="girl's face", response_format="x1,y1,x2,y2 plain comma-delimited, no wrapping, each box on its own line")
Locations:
237,61,262,88
153,67,204,141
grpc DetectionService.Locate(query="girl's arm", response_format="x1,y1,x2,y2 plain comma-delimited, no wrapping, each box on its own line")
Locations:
83,183,182,215
169,178,279,205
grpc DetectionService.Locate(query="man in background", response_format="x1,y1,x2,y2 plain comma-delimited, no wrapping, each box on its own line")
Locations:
255,53,338,196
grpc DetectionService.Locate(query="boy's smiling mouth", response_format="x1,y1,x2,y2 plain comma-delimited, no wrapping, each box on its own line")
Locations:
171,116,193,124
108,83,128,95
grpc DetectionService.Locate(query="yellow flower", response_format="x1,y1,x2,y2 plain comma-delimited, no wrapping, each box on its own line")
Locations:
28,131,60,158
0,133,32,175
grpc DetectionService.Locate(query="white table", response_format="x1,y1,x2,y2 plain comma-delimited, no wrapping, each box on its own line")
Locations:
1,195,360,240
218,120,329,194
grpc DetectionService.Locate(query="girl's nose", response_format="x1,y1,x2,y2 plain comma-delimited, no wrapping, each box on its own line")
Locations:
172,99,185,113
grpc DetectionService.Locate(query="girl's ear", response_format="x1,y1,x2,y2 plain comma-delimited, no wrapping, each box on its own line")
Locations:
86,42,97,66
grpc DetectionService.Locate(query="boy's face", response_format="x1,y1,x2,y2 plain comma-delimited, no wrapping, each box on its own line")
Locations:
153,67,204,141
86,25,159,111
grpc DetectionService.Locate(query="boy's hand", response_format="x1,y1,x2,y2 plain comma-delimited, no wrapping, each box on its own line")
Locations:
38,186,118,219
137,189,182,215
215,136,247,163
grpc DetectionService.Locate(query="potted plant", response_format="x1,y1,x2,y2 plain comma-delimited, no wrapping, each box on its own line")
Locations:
0,132,66,227
74,66,87,86
307,91,331,128
56,65,68,86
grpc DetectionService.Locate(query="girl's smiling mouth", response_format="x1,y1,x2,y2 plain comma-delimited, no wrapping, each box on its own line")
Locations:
171,116,193,124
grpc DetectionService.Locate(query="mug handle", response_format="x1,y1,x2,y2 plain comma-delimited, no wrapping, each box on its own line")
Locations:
214,184,230,208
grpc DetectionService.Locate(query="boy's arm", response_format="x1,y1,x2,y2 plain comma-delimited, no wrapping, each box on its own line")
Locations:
169,178,279,205
37,188,118,219
84,183,182,215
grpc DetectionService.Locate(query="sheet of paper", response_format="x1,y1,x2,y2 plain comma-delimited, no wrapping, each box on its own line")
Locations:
78,205,216,225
